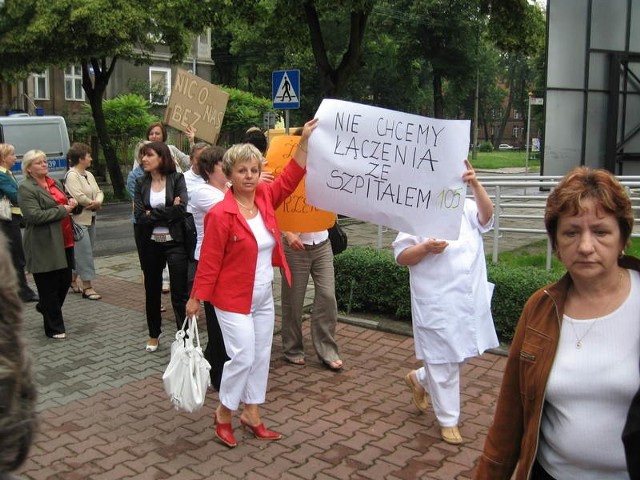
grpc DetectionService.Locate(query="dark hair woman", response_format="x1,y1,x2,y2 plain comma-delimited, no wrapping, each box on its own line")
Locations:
133,141,190,353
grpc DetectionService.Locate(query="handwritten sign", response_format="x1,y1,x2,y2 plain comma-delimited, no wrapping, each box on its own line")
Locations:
164,68,229,145
266,135,336,232
305,99,470,239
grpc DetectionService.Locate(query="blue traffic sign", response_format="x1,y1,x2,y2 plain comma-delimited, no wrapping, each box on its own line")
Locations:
272,70,300,109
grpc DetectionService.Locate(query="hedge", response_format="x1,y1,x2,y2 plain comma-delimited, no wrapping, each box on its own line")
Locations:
334,246,563,342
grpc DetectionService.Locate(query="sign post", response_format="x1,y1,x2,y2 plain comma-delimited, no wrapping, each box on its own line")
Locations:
272,69,300,134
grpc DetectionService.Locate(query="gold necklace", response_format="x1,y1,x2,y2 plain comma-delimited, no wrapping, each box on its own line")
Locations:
235,198,256,215
570,270,624,349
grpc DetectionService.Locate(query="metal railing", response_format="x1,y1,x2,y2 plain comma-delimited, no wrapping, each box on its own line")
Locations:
479,175,640,269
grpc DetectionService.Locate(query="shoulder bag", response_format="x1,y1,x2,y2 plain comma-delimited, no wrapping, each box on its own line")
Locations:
162,316,211,413
70,217,84,241
328,217,348,255
182,212,197,261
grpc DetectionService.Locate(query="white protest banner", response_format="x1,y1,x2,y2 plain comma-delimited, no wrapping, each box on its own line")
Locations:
164,68,229,145
306,99,470,239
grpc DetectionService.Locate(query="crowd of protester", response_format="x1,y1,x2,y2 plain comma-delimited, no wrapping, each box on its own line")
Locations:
1,119,638,479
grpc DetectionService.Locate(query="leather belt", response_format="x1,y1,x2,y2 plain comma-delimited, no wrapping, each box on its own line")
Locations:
150,233,173,242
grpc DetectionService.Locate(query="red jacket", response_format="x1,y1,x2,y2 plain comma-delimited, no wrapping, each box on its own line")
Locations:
191,160,305,314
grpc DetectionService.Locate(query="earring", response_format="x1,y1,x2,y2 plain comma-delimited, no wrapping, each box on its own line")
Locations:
619,250,625,259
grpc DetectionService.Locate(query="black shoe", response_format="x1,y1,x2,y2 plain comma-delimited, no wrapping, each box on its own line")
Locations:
21,293,39,303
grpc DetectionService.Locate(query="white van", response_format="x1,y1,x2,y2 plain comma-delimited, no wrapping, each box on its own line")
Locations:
0,115,70,181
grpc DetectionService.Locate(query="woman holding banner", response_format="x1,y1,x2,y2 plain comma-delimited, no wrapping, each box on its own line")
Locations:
393,159,498,445
280,128,342,370
187,118,318,448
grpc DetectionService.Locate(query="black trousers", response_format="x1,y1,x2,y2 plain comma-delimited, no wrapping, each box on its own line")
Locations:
531,460,557,480
32,247,73,337
203,300,228,391
140,238,188,339
1,214,36,299
188,259,228,391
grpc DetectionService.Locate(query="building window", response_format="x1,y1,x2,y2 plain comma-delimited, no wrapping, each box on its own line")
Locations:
65,65,85,101
32,70,49,100
513,109,522,120
513,126,523,138
150,67,171,105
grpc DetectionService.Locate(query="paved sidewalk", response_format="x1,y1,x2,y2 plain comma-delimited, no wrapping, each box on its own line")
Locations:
15,222,508,480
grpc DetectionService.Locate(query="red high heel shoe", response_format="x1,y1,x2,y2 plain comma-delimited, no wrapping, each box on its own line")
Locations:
214,413,237,448
240,418,282,440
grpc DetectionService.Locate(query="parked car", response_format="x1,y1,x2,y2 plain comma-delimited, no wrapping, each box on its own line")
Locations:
0,115,70,181
498,143,514,150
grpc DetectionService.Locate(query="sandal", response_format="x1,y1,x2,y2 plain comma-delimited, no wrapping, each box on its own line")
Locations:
286,357,305,366
322,359,343,371
82,288,102,300
69,282,82,294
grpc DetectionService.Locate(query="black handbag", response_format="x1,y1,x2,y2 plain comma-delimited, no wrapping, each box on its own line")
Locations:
182,212,198,261
328,219,348,255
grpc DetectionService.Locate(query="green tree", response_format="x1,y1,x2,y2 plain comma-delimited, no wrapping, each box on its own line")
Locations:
218,87,277,144
207,0,376,119
0,0,214,198
205,0,542,125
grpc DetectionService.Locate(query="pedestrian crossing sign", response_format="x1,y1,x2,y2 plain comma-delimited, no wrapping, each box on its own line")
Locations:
272,70,300,109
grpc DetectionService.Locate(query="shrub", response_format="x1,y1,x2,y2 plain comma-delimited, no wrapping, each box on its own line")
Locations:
218,87,278,144
334,247,411,319
487,263,562,341
334,246,564,343
76,94,160,138
479,141,494,152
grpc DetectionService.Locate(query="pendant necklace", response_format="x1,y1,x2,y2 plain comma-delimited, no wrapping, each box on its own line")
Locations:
235,198,255,215
570,270,623,349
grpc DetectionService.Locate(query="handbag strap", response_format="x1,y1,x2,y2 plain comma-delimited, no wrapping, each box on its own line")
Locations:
190,315,201,349
182,315,202,349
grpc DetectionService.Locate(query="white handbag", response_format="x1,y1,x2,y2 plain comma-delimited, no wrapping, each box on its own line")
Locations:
0,197,11,221
162,316,211,413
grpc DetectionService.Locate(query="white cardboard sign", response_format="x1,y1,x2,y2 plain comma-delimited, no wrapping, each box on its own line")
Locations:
306,99,470,239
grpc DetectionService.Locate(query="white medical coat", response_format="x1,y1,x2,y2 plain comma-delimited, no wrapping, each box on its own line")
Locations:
392,199,499,364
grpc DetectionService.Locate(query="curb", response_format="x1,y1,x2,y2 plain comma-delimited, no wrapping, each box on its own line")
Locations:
337,313,510,357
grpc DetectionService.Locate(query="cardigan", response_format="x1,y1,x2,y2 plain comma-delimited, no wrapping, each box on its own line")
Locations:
64,168,104,225
17,176,70,273
191,160,305,314
476,255,640,480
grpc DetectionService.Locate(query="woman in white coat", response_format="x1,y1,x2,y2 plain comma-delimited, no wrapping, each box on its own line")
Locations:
392,159,498,445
